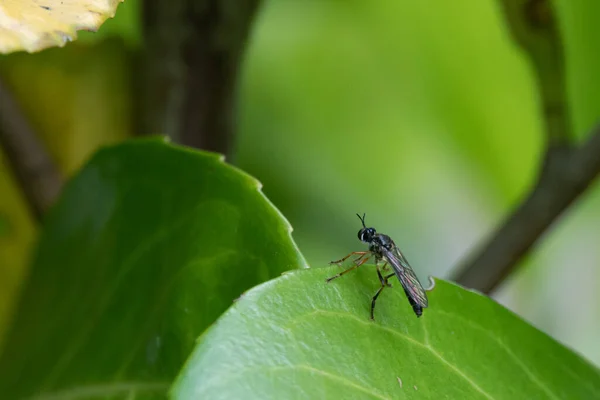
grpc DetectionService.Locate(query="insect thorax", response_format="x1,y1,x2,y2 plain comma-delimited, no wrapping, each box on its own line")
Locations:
369,234,393,256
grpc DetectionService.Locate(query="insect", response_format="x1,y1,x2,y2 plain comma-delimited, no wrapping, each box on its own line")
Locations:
326,213,428,319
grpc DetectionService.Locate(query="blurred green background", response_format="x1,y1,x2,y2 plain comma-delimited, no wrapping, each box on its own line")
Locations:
1,0,599,367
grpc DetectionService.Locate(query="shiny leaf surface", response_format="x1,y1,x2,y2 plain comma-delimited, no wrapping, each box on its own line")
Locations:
174,266,600,400
0,137,306,399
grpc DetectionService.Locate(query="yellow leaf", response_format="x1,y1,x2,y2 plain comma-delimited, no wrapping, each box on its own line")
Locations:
0,0,124,54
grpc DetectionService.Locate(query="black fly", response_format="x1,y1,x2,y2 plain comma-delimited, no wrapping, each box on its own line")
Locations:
326,213,428,319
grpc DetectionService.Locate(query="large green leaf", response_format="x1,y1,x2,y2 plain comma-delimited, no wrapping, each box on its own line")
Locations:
0,137,306,399
173,265,600,399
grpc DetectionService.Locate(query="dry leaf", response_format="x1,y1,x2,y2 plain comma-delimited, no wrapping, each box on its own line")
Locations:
0,0,124,53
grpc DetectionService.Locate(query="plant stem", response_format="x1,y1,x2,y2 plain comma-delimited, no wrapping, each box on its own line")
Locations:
454,129,600,293
0,77,63,221
453,0,600,293
139,0,260,156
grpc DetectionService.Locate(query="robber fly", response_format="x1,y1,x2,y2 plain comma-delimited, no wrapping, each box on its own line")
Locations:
326,213,428,319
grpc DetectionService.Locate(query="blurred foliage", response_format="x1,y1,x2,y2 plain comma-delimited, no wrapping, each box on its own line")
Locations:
0,39,133,174
175,267,600,399
0,38,134,346
78,0,142,48
0,139,306,398
235,0,541,271
233,0,600,365
0,150,36,347
0,0,599,371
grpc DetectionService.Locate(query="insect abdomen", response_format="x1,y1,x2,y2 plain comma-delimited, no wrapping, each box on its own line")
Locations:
413,305,423,318
402,286,424,317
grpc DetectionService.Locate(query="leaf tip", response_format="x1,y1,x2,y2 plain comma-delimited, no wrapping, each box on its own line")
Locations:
233,291,247,303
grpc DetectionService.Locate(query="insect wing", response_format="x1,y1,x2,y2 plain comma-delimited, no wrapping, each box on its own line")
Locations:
383,246,428,308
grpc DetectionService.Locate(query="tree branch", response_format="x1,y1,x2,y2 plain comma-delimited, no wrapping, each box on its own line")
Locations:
0,77,63,221
499,0,571,145
452,0,600,292
454,128,600,293
140,0,260,156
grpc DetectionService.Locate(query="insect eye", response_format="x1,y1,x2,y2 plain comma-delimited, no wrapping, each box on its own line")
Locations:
357,229,365,241
358,228,375,242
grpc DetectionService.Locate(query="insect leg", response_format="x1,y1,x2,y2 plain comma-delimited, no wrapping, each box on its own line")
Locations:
326,254,371,283
370,272,397,320
329,251,368,265
370,284,387,320
376,263,392,288
352,252,369,265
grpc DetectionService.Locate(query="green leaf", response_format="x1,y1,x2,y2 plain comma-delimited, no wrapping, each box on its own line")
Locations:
173,265,600,399
0,137,306,399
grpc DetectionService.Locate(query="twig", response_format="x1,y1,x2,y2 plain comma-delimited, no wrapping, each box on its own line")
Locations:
139,0,260,156
454,129,600,293
0,77,63,220
453,0,600,292
499,0,572,145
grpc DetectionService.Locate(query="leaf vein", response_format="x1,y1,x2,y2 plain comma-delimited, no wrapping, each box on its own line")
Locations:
291,364,392,400
193,364,391,399
41,200,214,389
433,309,564,400
284,309,425,348
288,309,495,399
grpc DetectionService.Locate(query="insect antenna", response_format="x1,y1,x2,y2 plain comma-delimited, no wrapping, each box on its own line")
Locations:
356,213,367,228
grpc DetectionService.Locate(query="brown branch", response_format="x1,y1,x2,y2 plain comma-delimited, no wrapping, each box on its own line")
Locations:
0,77,63,221
499,0,572,145
453,0,598,292
454,128,600,293
139,0,260,156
